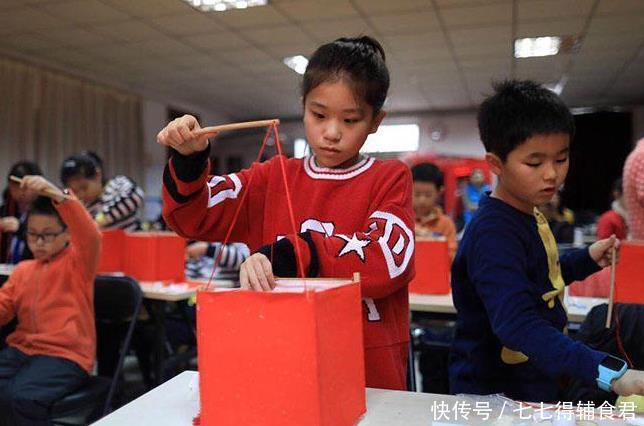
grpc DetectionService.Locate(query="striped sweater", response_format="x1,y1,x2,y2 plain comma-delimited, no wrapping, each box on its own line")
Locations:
185,242,250,281
86,175,144,231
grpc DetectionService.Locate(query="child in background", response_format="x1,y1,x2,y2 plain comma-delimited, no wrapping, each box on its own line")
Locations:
597,178,628,240
0,175,100,425
157,36,415,390
0,161,42,264
450,80,644,402
539,189,576,243
540,190,575,225
60,151,145,231
461,168,490,226
411,163,457,260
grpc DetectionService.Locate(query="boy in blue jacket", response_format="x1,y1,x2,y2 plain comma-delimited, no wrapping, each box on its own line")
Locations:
449,80,644,402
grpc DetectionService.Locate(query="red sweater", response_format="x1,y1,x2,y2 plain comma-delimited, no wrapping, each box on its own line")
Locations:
596,209,627,240
0,198,101,372
163,151,415,348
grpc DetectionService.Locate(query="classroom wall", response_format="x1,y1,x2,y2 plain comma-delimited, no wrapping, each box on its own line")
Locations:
399,111,484,158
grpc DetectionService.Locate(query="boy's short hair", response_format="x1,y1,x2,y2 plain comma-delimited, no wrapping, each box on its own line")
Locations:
411,163,443,188
478,79,575,162
28,196,66,229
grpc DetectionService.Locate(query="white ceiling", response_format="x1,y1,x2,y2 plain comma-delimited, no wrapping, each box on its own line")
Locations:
0,0,643,120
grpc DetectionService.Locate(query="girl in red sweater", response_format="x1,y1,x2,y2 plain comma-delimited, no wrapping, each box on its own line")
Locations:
157,36,415,390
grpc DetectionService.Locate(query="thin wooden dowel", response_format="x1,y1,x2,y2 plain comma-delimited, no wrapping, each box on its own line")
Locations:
195,119,280,137
605,246,617,329
9,176,73,201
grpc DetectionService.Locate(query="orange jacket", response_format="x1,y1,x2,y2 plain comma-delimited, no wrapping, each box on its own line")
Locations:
0,198,101,372
415,207,458,260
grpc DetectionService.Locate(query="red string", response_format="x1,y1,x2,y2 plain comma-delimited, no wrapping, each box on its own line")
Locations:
205,126,272,290
272,123,305,279
205,122,305,289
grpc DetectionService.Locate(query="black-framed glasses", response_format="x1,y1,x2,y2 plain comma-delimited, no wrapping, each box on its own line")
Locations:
26,230,66,244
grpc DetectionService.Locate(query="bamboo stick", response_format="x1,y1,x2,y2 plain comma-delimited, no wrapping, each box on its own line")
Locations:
195,119,280,137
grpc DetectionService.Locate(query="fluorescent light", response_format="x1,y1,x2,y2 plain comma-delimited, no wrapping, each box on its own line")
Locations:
514,36,561,58
283,55,308,75
183,0,267,12
361,124,419,154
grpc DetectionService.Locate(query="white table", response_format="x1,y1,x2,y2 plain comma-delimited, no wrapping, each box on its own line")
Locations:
409,293,607,323
94,371,638,426
93,371,461,426
566,296,608,323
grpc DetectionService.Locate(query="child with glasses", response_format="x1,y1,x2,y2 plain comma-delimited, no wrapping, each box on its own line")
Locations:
0,175,101,425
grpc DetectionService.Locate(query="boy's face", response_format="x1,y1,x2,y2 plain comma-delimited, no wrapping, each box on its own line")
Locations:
303,80,385,169
413,181,441,218
26,214,69,261
487,133,570,214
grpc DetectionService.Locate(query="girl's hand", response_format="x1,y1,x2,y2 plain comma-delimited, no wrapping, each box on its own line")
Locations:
240,253,276,291
612,369,644,396
20,175,65,203
156,114,212,156
589,234,620,267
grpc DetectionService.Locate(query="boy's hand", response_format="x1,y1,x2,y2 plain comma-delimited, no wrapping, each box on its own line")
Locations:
185,242,209,260
0,216,20,232
612,369,644,396
240,253,276,291
20,175,65,203
589,234,620,267
156,114,212,156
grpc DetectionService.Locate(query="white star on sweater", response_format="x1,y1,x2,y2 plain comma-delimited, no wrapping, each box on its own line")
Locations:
336,233,370,261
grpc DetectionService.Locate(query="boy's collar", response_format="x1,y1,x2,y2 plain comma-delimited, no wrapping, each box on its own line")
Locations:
484,192,535,219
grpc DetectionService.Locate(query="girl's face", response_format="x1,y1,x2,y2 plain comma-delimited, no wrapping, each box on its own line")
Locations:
8,181,38,211
303,80,385,169
65,173,103,204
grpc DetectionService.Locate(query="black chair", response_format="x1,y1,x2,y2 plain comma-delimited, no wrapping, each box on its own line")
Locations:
50,275,143,425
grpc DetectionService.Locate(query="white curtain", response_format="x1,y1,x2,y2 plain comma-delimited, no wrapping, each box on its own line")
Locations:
0,55,143,187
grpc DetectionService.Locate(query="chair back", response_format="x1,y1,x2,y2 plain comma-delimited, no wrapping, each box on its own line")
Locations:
94,275,143,415
49,275,143,423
